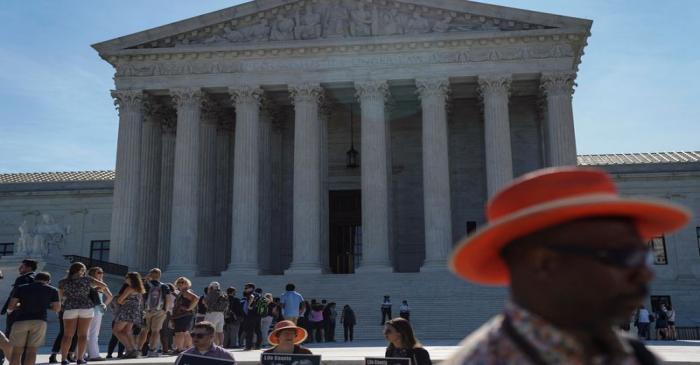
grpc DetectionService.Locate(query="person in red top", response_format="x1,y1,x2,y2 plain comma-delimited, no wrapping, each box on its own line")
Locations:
263,320,312,354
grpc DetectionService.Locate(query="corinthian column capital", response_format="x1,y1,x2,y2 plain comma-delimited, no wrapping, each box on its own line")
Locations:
416,78,450,100
229,85,263,106
111,89,144,111
289,83,323,104
355,80,389,102
477,74,512,98
541,71,576,97
170,88,203,109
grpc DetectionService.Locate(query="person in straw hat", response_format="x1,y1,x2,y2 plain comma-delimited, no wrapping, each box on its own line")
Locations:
443,167,690,365
263,320,312,354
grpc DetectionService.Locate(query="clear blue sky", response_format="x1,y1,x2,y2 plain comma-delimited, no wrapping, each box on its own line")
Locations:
1,0,698,173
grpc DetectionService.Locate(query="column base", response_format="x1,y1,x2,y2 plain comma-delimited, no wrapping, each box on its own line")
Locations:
285,263,323,275
420,259,449,272
165,264,198,278
223,263,260,276
355,263,393,273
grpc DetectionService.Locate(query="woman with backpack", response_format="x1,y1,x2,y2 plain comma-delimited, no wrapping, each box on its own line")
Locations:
112,272,145,359
260,293,275,347
341,305,356,342
203,282,228,346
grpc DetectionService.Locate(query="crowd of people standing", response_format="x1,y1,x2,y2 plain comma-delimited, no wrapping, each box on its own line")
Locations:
634,304,678,341
0,261,379,364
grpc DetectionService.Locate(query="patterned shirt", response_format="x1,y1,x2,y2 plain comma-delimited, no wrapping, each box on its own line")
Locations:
59,276,94,310
443,302,649,365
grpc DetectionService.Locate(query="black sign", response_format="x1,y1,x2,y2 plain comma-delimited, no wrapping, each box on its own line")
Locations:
365,357,412,365
176,353,236,365
260,353,322,365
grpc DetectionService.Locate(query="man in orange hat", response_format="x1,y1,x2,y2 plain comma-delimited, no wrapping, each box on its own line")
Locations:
263,320,312,354
444,167,690,365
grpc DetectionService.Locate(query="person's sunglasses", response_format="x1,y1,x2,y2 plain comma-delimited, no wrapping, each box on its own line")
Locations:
190,333,208,339
545,245,652,268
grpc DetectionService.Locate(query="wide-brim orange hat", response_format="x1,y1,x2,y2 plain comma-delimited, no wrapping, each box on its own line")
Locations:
449,167,691,286
267,320,308,346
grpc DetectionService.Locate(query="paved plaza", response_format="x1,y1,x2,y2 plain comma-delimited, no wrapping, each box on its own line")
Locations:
27,340,700,364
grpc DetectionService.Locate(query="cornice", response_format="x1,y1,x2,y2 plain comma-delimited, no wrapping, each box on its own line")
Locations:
109,32,584,79
103,27,583,61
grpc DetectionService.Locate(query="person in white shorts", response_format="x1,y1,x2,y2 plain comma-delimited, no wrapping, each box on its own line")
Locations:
203,282,229,346
58,263,108,365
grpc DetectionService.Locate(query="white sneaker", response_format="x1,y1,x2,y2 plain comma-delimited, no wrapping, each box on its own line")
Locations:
147,351,161,358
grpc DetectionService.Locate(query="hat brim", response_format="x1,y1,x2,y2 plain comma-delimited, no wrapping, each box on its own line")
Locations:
449,194,691,286
267,326,308,346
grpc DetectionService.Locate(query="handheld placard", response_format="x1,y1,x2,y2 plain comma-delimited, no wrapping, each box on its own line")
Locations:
176,353,236,365
260,353,322,365
365,357,412,365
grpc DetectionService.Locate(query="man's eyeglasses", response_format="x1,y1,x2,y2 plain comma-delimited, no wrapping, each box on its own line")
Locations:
190,332,209,339
544,245,652,269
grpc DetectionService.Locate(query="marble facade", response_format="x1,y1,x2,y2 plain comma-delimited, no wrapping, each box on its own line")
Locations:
91,0,590,275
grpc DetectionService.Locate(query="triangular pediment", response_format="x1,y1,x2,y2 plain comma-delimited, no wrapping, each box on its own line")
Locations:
93,0,591,54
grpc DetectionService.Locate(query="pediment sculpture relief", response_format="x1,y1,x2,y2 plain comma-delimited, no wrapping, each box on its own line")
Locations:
133,0,554,49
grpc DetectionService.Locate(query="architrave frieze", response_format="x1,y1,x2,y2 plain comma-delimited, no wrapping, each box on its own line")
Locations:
111,38,579,79
105,26,583,62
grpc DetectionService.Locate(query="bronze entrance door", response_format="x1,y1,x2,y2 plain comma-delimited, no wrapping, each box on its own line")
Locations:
329,190,361,274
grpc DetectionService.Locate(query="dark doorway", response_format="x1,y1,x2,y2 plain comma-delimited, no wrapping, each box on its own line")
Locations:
329,190,361,274
650,295,672,313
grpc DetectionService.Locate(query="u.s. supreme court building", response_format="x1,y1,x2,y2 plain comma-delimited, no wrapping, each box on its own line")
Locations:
2,0,700,339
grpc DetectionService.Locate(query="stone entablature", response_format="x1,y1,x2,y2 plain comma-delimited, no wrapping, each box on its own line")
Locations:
110,39,579,78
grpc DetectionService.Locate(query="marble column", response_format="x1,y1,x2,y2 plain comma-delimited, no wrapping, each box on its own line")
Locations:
157,114,176,270
167,88,203,275
318,100,332,273
355,80,392,272
416,79,453,271
541,72,577,166
214,119,234,273
286,83,323,274
197,102,219,275
227,85,263,274
478,74,514,197
258,103,273,274
137,101,162,270
269,117,285,273
109,90,144,268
